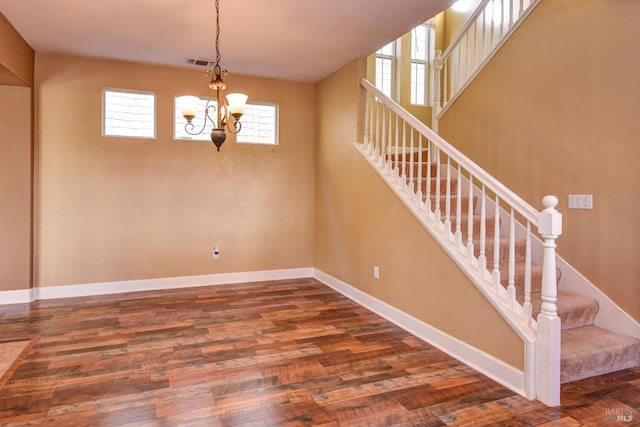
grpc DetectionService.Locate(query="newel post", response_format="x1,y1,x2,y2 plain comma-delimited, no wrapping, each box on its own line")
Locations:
432,50,443,133
536,195,562,406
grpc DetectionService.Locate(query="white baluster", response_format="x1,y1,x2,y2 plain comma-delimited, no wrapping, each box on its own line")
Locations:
426,140,432,212
394,117,400,176
479,185,487,273
363,91,370,146
409,128,415,194
467,175,475,262
508,208,516,308
492,195,501,290
444,156,452,233
455,164,463,247
401,121,407,181
393,115,399,174
373,99,379,156
536,195,562,407
379,106,386,165
434,148,442,224
417,133,423,203
523,221,532,325
387,104,392,170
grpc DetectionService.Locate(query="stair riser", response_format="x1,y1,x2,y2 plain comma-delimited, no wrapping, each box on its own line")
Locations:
388,150,429,162
394,162,439,178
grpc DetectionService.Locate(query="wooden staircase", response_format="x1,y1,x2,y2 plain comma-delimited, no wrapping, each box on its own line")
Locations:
395,151,640,385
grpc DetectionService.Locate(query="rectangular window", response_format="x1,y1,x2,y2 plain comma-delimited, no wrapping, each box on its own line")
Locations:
103,89,155,138
236,102,278,146
375,42,395,98
174,97,278,146
410,23,435,106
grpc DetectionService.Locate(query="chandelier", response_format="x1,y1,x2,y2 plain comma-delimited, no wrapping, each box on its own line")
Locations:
178,0,248,151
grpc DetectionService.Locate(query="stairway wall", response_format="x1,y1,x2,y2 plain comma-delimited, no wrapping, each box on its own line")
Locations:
313,58,524,370
437,0,640,322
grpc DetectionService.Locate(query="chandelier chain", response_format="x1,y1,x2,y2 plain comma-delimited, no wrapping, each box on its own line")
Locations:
215,0,221,68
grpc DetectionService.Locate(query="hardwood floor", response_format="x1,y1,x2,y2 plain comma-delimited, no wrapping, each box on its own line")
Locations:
0,278,638,426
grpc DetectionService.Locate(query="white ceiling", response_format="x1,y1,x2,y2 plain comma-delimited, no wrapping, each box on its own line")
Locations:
0,0,454,83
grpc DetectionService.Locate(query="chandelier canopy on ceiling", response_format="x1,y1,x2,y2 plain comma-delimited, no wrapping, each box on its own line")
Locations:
178,0,248,151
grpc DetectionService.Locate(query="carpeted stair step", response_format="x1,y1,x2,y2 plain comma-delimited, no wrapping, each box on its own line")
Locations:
458,214,500,240
561,325,640,383
426,194,478,214
497,261,561,294
472,236,527,265
530,291,599,329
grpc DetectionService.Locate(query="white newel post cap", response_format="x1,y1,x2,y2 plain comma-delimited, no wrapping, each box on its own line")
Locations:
538,195,562,236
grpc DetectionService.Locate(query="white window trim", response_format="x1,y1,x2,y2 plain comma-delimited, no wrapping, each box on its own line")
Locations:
375,41,397,100
410,23,436,106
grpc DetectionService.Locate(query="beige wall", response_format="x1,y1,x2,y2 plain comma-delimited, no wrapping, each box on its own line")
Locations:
314,59,524,369
439,0,640,321
34,53,314,287
0,85,32,291
0,13,34,86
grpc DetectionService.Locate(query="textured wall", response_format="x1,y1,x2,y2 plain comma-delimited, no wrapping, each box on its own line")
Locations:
0,85,32,291
34,53,314,287
438,0,640,321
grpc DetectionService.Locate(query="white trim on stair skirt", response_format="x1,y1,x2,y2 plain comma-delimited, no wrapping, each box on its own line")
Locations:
0,268,313,303
313,268,530,400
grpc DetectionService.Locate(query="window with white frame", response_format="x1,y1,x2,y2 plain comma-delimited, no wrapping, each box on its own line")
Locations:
236,102,278,146
410,23,435,105
103,89,156,138
174,97,278,146
375,42,395,98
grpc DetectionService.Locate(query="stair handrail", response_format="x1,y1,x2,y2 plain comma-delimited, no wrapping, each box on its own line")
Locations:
360,77,562,406
362,78,537,224
433,0,541,127
439,0,494,63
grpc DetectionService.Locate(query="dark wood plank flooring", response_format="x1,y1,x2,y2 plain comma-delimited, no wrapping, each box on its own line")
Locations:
0,278,638,426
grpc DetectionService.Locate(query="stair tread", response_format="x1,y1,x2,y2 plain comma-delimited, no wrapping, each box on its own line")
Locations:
531,291,599,329
561,325,640,383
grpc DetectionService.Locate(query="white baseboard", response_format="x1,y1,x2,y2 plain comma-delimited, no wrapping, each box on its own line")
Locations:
0,268,313,303
313,268,531,400
0,289,32,305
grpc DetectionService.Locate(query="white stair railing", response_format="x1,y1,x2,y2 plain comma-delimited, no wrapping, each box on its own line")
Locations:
359,78,562,406
432,0,541,128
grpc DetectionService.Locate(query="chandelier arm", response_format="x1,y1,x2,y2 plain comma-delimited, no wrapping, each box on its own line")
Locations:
183,104,218,136
228,119,242,135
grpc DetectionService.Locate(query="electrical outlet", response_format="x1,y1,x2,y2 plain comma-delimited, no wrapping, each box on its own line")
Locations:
213,246,220,259
373,266,380,279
